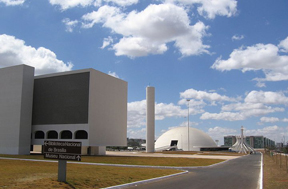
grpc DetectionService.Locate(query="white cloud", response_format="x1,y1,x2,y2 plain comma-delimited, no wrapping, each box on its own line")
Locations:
127,100,146,128
0,34,73,75
108,71,119,78
49,0,94,10
155,102,188,120
180,88,236,102
201,112,246,121
82,4,210,58
244,90,288,105
232,34,244,41
211,37,288,83
200,90,286,121
165,0,237,19
0,0,24,6
81,5,123,29
279,36,288,53
62,18,79,32
127,127,146,139
104,0,138,6
101,36,113,49
127,100,188,128
195,0,237,19
49,0,138,10
260,117,279,123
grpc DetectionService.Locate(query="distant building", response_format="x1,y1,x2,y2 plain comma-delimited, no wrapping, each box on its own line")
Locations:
155,127,217,151
224,135,275,149
276,143,284,148
0,65,127,155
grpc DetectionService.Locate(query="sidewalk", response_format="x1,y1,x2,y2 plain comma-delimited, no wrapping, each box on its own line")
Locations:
106,151,240,160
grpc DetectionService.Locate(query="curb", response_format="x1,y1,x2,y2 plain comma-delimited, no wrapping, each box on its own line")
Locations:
103,170,189,189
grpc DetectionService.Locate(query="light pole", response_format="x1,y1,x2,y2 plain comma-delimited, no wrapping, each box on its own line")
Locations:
187,99,190,151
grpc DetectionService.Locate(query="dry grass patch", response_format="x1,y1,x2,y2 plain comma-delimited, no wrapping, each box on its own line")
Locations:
81,155,223,167
0,159,70,189
160,151,243,156
263,153,288,189
0,158,180,189
1,154,224,167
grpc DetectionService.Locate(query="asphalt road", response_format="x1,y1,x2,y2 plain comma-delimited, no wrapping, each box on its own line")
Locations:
127,153,262,189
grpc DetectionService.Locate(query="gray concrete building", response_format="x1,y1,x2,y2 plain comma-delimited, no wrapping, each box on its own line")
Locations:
0,65,127,155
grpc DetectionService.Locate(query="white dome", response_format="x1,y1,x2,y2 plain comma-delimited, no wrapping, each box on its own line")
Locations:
155,127,217,151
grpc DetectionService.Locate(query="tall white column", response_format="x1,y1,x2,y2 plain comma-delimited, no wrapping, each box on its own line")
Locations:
146,86,155,153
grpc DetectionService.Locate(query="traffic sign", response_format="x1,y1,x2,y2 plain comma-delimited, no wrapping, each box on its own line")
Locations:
44,153,81,161
43,140,82,161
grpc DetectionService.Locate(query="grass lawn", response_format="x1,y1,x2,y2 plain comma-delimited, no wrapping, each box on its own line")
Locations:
263,152,288,189
0,154,224,189
0,154,224,167
160,151,244,156
0,158,180,189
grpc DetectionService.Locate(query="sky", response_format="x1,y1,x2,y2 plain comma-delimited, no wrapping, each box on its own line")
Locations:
1,0,288,145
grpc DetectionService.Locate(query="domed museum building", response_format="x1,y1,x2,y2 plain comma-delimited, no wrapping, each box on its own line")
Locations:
155,127,217,151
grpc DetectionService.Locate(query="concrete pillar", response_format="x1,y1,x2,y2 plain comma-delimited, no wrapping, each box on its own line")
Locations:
90,146,106,155
146,86,155,153
0,65,34,155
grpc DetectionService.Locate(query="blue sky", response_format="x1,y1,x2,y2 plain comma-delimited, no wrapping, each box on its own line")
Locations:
1,0,288,145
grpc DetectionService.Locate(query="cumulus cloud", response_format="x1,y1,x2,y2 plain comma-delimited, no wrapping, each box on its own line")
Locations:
49,0,94,10
0,0,24,6
201,112,245,121
200,90,286,121
127,127,146,139
211,37,288,84
244,90,288,105
0,34,73,75
165,0,237,19
232,34,244,41
62,18,79,32
260,117,279,123
82,4,210,58
179,88,241,119
49,0,138,10
127,100,188,128
127,100,147,128
194,0,237,19
180,88,236,103
155,102,188,120
101,36,113,49
108,71,119,78
104,0,138,6
279,36,288,53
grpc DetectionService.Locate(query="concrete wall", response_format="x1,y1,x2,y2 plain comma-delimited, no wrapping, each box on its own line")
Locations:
31,68,127,148
89,69,127,146
0,66,127,154
0,65,34,154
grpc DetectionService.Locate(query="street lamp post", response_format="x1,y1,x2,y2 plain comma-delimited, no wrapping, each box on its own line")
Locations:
187,99,190,151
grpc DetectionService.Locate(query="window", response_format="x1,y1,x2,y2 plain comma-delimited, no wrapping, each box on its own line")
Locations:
61,130,72,139
47,130,58,139
75,130,88,139
35,131,45,139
